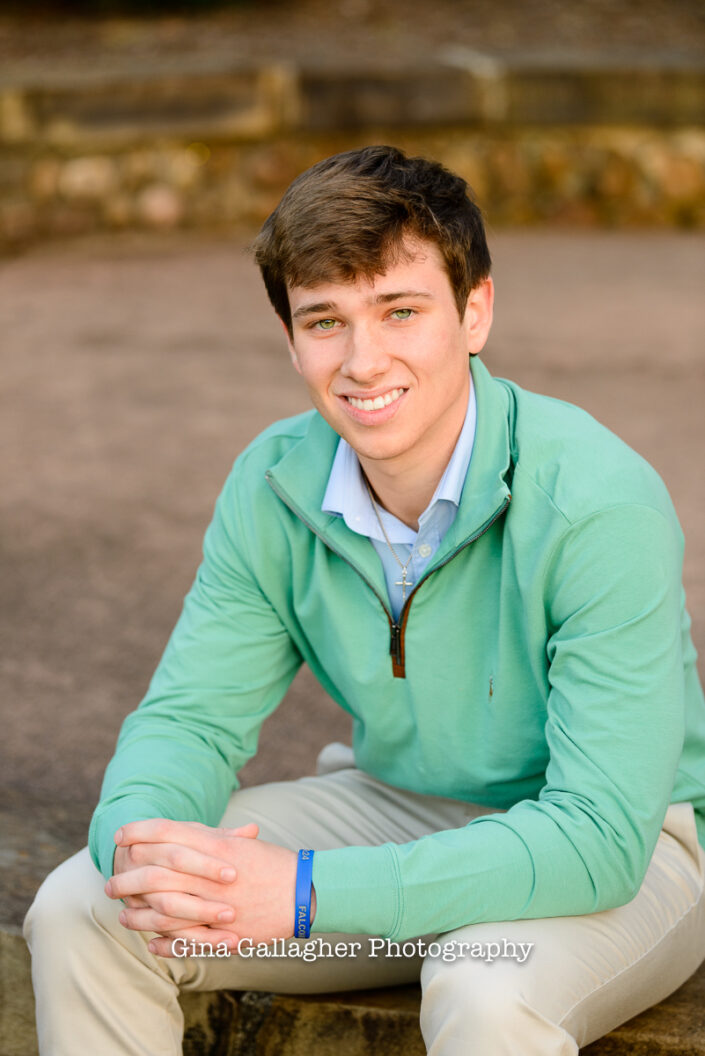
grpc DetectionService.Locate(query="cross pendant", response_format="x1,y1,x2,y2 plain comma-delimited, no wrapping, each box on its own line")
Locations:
395,568,414,600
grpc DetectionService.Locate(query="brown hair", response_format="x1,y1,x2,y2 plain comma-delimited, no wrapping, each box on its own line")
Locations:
253,145,491,336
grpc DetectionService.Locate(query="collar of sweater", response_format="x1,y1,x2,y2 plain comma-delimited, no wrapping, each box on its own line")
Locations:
265,355,514,582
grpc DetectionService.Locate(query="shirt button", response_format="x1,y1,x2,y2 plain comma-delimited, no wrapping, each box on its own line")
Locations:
417,543,432,558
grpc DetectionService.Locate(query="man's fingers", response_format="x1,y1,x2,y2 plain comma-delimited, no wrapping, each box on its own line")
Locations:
123,894,149,909
106,865,230,901
114,818,259,859
117,841,237,884
124,889,234,927
119,908,205,932
115,819,209,848
147,927,241,959
119,891,235,931
226,823,259,839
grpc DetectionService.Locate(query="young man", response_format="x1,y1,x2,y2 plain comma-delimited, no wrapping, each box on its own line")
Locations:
25,146,705,1055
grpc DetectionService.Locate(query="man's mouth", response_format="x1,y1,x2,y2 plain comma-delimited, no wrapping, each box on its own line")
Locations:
345,388,406,411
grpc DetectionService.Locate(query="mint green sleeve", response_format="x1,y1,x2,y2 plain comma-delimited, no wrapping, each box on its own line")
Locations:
312,504,686,938
88,467,302,878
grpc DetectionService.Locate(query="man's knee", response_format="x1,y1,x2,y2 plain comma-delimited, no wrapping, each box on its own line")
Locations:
422,953,522,1025
24,847,116,950
420,945,575,1055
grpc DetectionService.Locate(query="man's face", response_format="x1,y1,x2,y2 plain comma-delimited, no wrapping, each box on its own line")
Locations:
285,238,493,477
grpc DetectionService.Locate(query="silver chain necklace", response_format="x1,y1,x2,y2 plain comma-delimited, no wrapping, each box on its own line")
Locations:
363,477,414,602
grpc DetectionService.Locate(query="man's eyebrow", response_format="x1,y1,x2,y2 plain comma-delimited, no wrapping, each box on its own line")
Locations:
292,301,337,320
374,290,434,304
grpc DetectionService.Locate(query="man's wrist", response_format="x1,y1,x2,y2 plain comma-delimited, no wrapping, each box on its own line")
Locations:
294,849,315,938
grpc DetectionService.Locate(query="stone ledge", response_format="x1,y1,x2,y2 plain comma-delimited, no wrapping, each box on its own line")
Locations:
1,59,704,149
4,923,705,1056
181,969,705,1056
301,65,705,133
181,986,427,1056
0,67,301,149
2,123,705,251
0,53,704,249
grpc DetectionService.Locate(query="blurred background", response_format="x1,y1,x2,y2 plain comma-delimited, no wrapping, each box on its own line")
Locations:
1,0,704,936
1,0,704,243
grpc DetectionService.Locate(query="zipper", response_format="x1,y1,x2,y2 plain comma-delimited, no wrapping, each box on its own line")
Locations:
388,493,511,677
390,622,402,666
265,471,510,679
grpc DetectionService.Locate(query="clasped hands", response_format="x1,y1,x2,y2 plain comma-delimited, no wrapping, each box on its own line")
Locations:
104,819,313,959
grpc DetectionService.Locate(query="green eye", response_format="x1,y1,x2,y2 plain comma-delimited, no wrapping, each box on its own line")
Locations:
315,318,337,330
392,308,413,320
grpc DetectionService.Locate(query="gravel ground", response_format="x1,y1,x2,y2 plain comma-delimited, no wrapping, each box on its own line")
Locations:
1,0,704,84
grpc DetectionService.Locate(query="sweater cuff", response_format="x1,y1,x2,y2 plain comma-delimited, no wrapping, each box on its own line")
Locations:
311,843,400,936
88,799,165,879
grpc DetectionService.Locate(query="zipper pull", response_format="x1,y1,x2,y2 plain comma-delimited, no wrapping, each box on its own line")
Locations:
390,623,402,664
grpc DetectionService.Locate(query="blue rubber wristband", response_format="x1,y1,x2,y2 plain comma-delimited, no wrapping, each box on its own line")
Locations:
295,849,314,938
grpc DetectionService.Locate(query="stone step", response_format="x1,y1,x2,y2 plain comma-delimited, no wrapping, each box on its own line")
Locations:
3,59,704,145
4,925,704,1056
180,967,705,1056
1,51,704,247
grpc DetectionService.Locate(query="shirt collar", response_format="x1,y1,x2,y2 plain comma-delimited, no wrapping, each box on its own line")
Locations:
322,372,477,541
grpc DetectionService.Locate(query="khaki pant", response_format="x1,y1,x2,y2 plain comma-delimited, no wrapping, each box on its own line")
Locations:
24,759,705,1055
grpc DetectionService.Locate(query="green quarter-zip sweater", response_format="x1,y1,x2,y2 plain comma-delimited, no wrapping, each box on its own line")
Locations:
89,356,705,940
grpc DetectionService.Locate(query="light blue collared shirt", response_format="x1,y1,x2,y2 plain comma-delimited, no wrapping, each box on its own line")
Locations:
321,375,477,620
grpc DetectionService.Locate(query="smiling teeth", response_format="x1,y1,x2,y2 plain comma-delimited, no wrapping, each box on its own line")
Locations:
347,388,404,411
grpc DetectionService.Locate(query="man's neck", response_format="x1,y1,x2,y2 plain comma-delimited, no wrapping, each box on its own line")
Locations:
361,466,439,532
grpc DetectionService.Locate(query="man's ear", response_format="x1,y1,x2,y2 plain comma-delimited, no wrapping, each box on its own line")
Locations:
464,277,494,357
280,317,301,374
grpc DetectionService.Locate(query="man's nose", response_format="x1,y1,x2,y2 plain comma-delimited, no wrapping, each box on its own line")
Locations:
341,324,391,381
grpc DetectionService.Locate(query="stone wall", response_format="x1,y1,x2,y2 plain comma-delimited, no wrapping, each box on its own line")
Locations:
1,61,704,248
